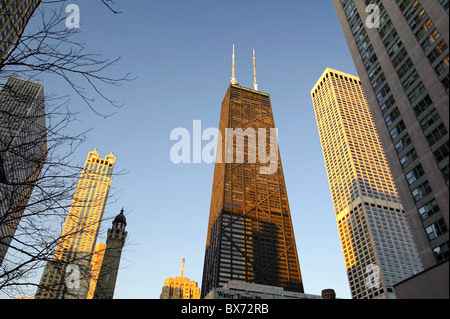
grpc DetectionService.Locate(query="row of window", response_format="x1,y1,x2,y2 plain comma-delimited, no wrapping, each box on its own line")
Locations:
342,0,448,265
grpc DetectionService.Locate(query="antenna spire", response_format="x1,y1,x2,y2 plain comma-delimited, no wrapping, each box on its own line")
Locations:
231,44,237,85
253,44,258,91
181,258,185,278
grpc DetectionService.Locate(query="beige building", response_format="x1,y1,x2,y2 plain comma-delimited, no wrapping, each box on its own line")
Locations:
87,243,107,299
160,259,200,299
35,149,115,299
311,68,423,299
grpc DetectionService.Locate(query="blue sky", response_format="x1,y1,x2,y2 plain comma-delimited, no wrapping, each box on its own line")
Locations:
26,0,362,299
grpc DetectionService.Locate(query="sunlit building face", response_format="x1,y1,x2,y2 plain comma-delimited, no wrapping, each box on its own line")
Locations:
35,149,115,299
312,68,423,299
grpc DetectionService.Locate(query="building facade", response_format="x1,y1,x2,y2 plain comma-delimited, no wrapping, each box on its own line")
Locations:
201,50,304,298
332,0,448,274
160,259,200,299
87,243,106,299
204,281,327,300
35,149,115,299
0,0,42,66
93,209,128,299
311,68,423,299
0,76,47,266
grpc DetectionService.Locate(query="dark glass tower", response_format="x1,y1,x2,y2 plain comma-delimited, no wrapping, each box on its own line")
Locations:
0,76,47,266
0,0,42,66
201,49,303,297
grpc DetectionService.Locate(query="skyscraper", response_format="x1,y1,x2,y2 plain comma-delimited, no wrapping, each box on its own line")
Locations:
160,259,200,299
311,68,423,299
201,46,303,298
93,209,128,299
35,149,115,299
0,76,47,266
87,243,106,299
333,0,448,297
0,0,42,65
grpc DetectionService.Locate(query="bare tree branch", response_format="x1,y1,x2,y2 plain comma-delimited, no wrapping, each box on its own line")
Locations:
0,0,130,298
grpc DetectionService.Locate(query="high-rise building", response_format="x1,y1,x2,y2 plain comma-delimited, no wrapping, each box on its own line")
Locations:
87,243,106,299
311,68,423,299
332,0,448,297
0,76,47,266
93,209,128,299
160,259,200,299
201,46,304,298
35,149,115,299
0,0,42,66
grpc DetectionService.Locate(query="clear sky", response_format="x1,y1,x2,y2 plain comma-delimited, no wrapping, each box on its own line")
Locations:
25,0,362,299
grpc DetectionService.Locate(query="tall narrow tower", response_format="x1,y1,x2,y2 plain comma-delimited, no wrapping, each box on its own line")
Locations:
311,68,424,299
0,76,47,266
200,46,303,298
35,149,115,299
93,209,127,299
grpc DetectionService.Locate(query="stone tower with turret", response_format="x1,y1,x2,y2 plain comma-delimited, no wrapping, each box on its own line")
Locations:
93,209,128,299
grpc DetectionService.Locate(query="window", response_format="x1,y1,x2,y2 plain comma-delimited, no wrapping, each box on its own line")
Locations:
362,46,373,61
433,243,449,262
397,58,414,78
418,199,440,221
395,135,412,154
422,29,441,52
435,55,449,76
369,64,382,80
406,164,424,185
388,38,402,57
380,95,395,115
438,0,449,12
402,69,420,91
390,120,406,140
441,165,449,186
365,55,378,71
425,219,448,240
415,19,433,41
408,82,426,103
385,107,401,126
411,181,432,202
392,48,408,67
400,149,418,169
376,84,391,102
420,109,441,131
428,41,448,63
433,142,449,162
413,95,433,116
409,9,427,30
426,124,448,146
372,73,386,89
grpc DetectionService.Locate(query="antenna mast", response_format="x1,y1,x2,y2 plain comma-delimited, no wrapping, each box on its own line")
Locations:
181,258,185,278
231,44,237,85
253,45,258,91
